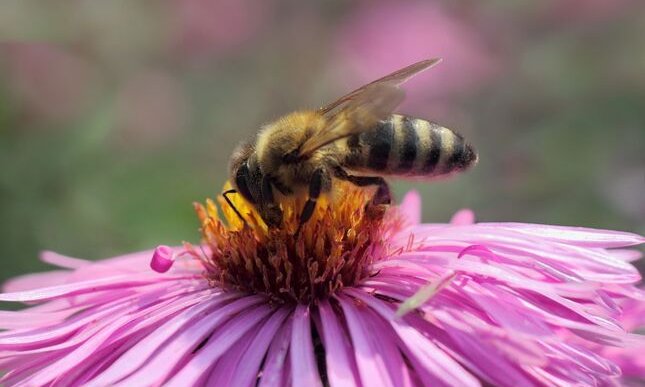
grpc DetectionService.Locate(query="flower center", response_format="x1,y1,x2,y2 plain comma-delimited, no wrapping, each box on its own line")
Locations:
194,182,400,303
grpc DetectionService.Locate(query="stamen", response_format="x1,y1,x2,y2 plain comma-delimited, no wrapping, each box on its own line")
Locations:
195,182,402,303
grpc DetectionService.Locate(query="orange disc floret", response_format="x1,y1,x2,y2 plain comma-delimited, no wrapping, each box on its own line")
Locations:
194,181,402,303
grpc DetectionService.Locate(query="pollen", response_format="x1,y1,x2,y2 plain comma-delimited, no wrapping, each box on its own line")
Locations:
194,182,401,304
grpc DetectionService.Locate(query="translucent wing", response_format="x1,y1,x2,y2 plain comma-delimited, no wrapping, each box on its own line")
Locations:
298,58,441,157
319,58,442,115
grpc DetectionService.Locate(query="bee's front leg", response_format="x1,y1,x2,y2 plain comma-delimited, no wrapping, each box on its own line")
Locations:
259,175,283,228
295,168,329,237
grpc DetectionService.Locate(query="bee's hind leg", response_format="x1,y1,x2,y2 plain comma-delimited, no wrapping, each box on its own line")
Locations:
295,168,329,237
333,167,391,205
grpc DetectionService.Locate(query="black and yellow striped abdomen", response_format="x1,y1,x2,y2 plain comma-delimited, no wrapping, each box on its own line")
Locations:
341,114,477,177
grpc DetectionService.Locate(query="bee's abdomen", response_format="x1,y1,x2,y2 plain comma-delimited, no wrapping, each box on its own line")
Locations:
344,114,477,177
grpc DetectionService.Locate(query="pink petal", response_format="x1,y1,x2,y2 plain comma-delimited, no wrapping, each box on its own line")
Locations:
2,270,72,293
225,307,291,387
372,269,635,347
40,251,90,269
398,190,422,225
290,305,323,387
8,287,216,385
435,310,536,387
337,295,397,387
544,342,620,376
0,273,195,302
606,248,642,262
0,351,62,385
117,295,265,386
409,225,638,274
258,316,293,387
60,292,215,387
0,293,143,349
86,291,239,386
450,209,475,225
395,271,457,318
19,307,162,385
205,332,255,386
61,341,129,387
357,307,416,387
465,282,554,336
347,288,480,387
165,305,273,387
0,307,83,330
480,223,644,248
316,300,361,387
67,249,202,285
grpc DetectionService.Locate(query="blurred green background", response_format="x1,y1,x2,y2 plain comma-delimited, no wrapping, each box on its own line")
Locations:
1,0,643,285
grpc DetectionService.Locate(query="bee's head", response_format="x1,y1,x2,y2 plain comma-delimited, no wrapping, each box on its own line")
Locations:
229,140,283,228
229,140,261,206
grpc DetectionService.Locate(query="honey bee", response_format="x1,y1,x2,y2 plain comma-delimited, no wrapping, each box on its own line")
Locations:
225,58,477,234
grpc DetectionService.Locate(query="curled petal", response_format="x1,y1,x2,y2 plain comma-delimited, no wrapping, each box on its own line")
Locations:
150,245,175,273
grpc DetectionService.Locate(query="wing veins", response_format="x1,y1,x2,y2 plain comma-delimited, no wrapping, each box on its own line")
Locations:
299,58,441,158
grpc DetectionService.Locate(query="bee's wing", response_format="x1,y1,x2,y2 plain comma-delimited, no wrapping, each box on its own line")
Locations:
319,58,442,115
298,58,441,157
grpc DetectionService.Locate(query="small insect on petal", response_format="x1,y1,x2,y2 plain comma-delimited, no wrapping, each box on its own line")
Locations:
150,245,175,273
395,271,458,318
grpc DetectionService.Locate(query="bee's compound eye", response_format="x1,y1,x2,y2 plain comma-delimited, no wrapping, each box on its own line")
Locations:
235,164,255,204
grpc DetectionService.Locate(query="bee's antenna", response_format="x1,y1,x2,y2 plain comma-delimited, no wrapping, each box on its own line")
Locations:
221,189,248,227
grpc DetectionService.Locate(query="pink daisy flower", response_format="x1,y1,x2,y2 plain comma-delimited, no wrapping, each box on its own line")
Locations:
1,183,643,386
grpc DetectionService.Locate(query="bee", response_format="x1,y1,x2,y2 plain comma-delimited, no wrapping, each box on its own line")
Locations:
225,58,477,234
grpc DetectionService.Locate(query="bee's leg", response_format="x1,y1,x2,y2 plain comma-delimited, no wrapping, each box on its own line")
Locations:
333,167,391,205
295,168,327,237
221,189,248,226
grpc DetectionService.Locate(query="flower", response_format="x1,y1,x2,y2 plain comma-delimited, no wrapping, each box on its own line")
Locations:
1,183,644,386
